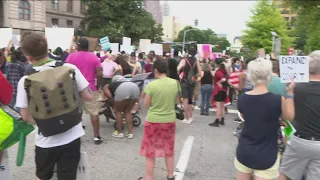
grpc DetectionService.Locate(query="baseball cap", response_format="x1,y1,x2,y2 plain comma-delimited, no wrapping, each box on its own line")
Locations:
76,38,89,50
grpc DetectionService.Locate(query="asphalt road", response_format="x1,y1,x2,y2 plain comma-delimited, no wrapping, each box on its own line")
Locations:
7,106,239,180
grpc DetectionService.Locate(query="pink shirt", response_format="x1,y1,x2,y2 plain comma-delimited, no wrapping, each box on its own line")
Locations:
102,60,118,78
66,51,101,91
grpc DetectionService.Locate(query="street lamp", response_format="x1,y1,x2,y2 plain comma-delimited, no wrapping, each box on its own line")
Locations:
182,19,199,53
271,31,278,52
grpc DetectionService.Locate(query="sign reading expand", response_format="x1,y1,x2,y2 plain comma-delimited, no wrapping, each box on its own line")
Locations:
279,56,309,83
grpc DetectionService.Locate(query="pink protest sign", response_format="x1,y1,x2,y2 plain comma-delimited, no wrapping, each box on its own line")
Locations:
202,44,212,58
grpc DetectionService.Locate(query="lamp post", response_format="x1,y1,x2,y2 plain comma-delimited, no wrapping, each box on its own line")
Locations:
182,19,198,53
271,31,278,52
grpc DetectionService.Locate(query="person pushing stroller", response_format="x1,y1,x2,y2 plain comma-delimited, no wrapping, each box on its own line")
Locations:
102,75,140,139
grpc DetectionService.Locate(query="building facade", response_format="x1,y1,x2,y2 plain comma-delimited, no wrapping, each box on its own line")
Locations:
162,16,186,42
144,0,162,24
0,0,85,35
161,1,170,16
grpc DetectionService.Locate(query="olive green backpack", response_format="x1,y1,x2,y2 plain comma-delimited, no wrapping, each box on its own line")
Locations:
24,65,82,137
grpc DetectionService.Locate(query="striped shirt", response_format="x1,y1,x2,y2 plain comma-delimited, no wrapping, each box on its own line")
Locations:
229,71,242,88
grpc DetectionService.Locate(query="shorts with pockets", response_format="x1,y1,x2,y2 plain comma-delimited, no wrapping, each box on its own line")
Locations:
35,138,81,180
214,91,227,102
234,154,280,179
280,135,320,180
83,91,100,116
114,82,140,102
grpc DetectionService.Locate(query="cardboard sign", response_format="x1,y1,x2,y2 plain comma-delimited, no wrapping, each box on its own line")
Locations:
45,28,74,50
0,28,13,49
149,43,163,55
0,150,12,180
162,44,170,53
99,36,110,51
76,152,91,180
279,56,309,83
122,37,131,47
139,39,151,53
110,43,119,54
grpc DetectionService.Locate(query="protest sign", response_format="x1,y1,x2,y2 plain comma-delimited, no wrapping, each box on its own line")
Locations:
120,45,134,54
0,28,13,48
139,39,151,53
197,44,203,57
110,43,119,54
0,150,12,180
99,36,110,51
78,36,98,52
12,35,20,48
202,44,212,58
122,37,131,47
279,56,309,83
162,44,170,53
149,43,163,55
45,28,74,50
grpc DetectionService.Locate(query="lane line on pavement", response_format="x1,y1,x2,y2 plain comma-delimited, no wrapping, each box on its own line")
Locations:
174,136,195,180
194,107,238,114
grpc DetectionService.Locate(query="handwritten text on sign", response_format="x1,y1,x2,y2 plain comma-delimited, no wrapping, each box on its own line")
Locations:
279,56,309,83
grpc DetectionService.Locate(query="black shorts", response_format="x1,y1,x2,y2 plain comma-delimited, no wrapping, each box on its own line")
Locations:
214,91,227,102
35,138,81,180
101,78,112,89
181,82,195,101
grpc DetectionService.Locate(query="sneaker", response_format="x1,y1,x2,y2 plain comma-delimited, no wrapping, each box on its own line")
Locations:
93,136,102,145
125,133,133,139
234,118,242,123
209,119,220,127
200,112,205,115
181,118,192,124
220,118,225,126
112,131,124,138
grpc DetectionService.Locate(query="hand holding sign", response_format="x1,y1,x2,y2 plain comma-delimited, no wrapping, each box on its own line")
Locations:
279,56,309,83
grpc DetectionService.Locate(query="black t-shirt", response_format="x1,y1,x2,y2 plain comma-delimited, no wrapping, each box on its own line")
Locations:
201,71,213,85
108,81,124,97
294,82,320,138
237,93,281,170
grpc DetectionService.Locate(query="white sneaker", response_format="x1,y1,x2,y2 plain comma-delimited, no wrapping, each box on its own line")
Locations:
181,119,192,124
112,131,124,138
125,133,134,139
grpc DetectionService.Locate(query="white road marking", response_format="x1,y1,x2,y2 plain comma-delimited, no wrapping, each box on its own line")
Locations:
174,136,195,180
193,107,238,114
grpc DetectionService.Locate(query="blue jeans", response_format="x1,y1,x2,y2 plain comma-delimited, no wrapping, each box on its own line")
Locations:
200,84,213,113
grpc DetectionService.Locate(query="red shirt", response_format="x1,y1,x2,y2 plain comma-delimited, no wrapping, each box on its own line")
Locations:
0,71,13,105
214,68,227,92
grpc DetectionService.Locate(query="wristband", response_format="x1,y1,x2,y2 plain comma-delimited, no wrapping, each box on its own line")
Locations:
285,94,294,99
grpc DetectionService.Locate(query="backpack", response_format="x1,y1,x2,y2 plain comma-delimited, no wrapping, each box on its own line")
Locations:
24,62,82,137
184,58,197,86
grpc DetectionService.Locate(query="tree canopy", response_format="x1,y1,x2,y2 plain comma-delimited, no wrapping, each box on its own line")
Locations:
81,0,163,44
241,0,294,54
174,26,231,52
285,0,320,53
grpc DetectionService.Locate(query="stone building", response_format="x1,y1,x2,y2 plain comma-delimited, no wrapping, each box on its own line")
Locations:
0,0,85,35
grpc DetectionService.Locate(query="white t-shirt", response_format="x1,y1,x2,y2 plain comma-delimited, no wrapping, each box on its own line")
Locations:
16,61,88,148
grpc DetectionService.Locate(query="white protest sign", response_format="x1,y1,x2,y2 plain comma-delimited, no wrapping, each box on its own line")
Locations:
76,152,91,180
45,28,74,51
110,43,119,53
0,28,13,48
120,45,134,54
149,43,163,55
279,56,309,83
122,37,131,47
197,44,203,57
139,39,151,53
0,150,12,180
12,35,20,48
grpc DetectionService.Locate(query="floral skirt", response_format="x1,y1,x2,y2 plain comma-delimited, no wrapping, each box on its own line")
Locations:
140,121,176,158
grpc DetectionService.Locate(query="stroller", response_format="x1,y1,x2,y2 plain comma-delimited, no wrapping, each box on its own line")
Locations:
99,73,151,129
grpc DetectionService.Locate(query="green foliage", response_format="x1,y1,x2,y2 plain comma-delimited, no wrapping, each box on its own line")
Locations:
81,0,163,44
174,26,231,52
242,0,294,54
286,0,320,53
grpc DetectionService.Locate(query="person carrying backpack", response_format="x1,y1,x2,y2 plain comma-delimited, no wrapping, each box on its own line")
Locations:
177,47,201,124
15,33,92,180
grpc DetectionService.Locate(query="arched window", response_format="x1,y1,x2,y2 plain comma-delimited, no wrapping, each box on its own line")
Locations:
18,0,30,20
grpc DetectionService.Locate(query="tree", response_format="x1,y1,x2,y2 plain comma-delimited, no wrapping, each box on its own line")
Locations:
81,0,163,44
174,26,230,52
242,0,294,54
286,0,320,53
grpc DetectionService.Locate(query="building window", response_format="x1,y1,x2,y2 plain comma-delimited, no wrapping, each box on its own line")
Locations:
52,0,58,10
18,0,31,20
67,20,73,28
67,0,73,12
51,18,58,27
80,0,86,14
